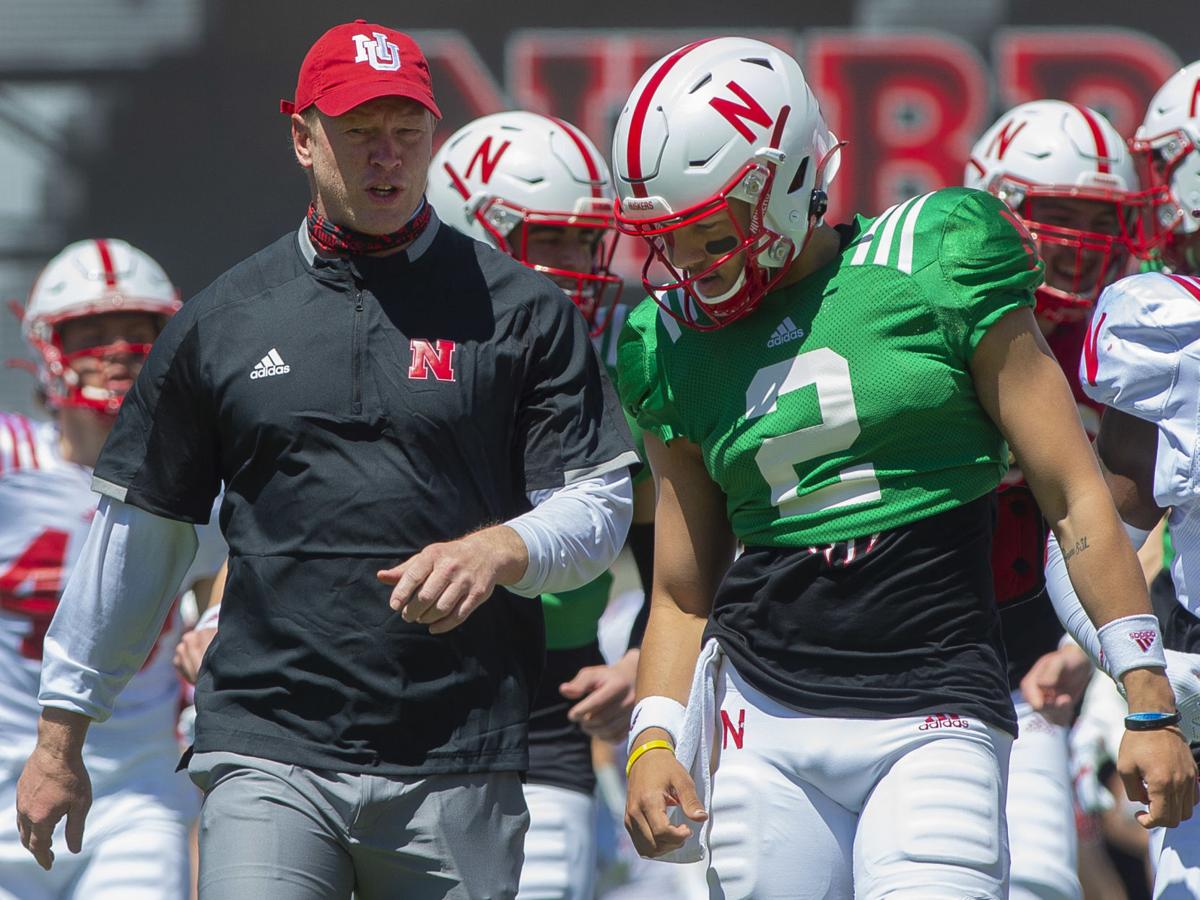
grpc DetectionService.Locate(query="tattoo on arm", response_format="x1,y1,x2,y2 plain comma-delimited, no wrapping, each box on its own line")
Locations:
1063,536,1090,567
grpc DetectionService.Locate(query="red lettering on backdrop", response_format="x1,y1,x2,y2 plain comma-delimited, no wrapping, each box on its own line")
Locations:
996,29,1180,137
408,339,458,382
710,81,774,142
410,31,505,150
807,32,988,221
721,708,746,750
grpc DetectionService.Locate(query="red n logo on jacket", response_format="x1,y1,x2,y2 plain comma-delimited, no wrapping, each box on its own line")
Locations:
408,339,457,382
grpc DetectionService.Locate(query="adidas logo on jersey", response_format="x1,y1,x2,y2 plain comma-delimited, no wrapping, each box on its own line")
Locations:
767,316,805,348
250,348,290,380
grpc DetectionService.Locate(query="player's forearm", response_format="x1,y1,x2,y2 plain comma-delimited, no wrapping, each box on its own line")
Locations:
635,597,708,706
40,497,198,722
1045,504,1175,713
1048,488,1153,629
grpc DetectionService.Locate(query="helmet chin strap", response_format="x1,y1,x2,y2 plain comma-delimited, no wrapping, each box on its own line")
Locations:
696,270,747,306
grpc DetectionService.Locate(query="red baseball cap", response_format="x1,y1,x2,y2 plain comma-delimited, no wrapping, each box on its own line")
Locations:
280,20,441,119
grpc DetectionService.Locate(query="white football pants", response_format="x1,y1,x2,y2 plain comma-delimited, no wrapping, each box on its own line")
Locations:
703,659,1013,899
518,782,597,900
1152,816,1200,898
0,748,197,900
1006,694,1081,900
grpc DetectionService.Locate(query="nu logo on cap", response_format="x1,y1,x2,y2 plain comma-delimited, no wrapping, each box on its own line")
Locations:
352,32,402,71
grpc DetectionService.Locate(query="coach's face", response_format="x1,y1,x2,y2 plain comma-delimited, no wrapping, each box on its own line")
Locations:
293,96,434,236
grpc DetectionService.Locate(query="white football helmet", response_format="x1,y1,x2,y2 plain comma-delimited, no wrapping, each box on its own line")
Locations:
1132,60,1200,270
611,37,840,330
23,239,180,414
966,99,1144,323
427,110,621,334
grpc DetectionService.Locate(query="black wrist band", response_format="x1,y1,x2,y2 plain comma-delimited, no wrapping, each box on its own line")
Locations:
1125,711,1182,731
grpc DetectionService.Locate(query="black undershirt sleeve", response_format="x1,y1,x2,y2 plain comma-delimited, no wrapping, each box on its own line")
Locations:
625,522,655,649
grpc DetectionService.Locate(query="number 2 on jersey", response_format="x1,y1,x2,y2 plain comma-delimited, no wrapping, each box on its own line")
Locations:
746,348,881,516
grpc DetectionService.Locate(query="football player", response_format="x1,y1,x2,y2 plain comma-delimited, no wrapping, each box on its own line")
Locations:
965,98,1149,900
1132,60,1200,274
613,37,1195,897
1,239,224,900
1044,269,1200,898
427,110,652,900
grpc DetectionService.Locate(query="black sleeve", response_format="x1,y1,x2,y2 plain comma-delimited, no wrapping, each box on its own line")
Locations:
516,287,638,492
92,307,221,524
625,521,655,649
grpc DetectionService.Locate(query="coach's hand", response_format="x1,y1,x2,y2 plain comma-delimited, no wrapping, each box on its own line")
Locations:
378,525,529,635
562,649,639,741
1020,643,1093,726
174,626,217,685
625,727,707,858
16,708,93,870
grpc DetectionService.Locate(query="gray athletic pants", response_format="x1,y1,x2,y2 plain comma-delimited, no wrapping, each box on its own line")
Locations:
188,751,528,900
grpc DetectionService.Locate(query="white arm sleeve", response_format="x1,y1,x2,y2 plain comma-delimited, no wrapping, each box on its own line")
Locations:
506,468,633,598
39,496,199,722
1044,532,1106,675
1044,520,1155,684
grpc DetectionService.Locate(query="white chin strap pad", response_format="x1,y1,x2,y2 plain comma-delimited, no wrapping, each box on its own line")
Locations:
696,269,747,306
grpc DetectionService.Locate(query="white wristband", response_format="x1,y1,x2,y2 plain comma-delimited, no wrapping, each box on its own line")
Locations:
195,603,221,631
627,696,686,754
1097,614,1167,680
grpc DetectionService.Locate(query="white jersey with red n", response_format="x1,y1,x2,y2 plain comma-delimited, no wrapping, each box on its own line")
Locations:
1082,272,1200,621
0,412,216,781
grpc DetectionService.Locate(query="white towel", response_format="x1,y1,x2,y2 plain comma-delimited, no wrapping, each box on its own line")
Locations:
659,637,724,864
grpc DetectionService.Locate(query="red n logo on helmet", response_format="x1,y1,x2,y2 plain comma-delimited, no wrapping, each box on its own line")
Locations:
709,81,773,142
408,339,457,382
986,119,1027,160
465,137,512,184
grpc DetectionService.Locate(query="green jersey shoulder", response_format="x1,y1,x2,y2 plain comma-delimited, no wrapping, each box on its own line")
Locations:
617,186,1042,547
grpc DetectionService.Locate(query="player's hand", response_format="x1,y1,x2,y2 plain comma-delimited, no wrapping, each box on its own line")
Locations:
15,711,93,871
173,627,217,685
1115,727,1198,829
625,731,707,858
377,526,527,635
1020,643,1093,726
561,650,639,741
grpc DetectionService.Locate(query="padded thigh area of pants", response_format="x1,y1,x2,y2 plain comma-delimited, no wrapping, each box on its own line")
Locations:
854,734,1009,899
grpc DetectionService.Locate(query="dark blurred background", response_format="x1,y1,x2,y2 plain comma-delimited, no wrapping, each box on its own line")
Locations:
1,0,1193,414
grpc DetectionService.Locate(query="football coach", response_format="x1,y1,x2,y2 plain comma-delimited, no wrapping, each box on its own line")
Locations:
16,20,637,900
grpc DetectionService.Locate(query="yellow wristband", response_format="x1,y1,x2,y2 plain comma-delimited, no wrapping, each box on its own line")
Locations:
625,739,674,777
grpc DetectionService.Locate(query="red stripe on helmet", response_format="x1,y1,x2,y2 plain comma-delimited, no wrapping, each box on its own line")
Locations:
3,417,20,472
15,415,39,470
547,116,603,199
626,39,714,198
442,161,473,201
93,239,119,289
1072,105,1111,175
1191,79,1200,118
1168,273,1200,302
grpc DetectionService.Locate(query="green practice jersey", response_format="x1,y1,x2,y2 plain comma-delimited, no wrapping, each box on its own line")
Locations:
540,310,647,651
618,187,1042,547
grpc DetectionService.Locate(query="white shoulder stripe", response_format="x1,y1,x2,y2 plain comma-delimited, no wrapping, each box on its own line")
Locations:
850,202,900,266
872,195,920,266
895,192,935,274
